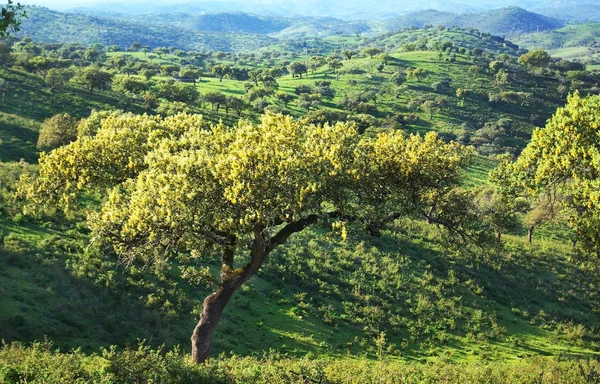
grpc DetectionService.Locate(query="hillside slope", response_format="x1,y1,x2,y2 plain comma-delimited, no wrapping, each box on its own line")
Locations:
0,28,599,362
378,7,563,37
16,7,277,52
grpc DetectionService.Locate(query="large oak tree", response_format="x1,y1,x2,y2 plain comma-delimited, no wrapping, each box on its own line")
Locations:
22,112,474,363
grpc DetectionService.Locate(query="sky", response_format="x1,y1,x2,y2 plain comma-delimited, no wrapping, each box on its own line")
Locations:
16,0,600,16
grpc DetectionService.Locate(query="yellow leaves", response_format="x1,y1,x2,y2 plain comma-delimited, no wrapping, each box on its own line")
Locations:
26,111,471,260
331,221,348,241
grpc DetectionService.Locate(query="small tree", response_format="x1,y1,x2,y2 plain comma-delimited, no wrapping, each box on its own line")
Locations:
456,88,468,106
288,62,308,79
72,66,113,95
327,57,343,75
226,96,247,117
204,91,227,112
37,113,79,149
276,92,294,107
297,93,322,111
341,50,356,60
492,93,600,255
179,68,201,84
518,49,551,68
212,64,232,82
362,47,383,59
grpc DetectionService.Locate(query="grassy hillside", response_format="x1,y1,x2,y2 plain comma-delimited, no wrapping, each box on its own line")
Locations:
377,7,563,37
1,209,599,360
16,6,277,52
16,6,567,53
514,23,600,64
530,1,600,23
0,27,599,372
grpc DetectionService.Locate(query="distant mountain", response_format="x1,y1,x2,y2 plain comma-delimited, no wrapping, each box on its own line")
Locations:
62,0,541,21
529,1,600,23
270,18,371,39
378,6,563,36
123,12,293,34
16,5,564,51
514,22,600,52
15,6,277,51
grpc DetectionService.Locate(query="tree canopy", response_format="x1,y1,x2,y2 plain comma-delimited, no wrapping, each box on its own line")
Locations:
22,112,475,362
493,93,600,256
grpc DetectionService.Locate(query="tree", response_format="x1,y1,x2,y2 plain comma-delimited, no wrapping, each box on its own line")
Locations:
211,64,232,82
226,96,247,117
489,61,504,73
341,50,356,60
276,92,293,107
474,186,522,241
160,64,181,77
179,68,201,84
297,93,321,111
153,81,199,103
113,76,148,96
204,91,227,112
377,53,392,65
156,101,190,116
21,113,473,363
523,192,559,244
45,68,74,92
36,113,79,149
407,68,428,82
326,57,343,75
456,88,468,106
362,47,383,59
390,71,407,99
518,49,551,68
288,62,307,79
496,68,510,85
72,66,113,94
492,93,600,255
140,69,157,81
308,56,325,73
129,42,142,52
0,0,26,37
153,47,169,58
422,100,438,120
0,78,9,102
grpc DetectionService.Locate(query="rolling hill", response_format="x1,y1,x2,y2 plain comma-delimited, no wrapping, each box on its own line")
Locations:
529,1,600,23
514,23,600,63
15,6,277,52
16,6,566,52
378,7,563,37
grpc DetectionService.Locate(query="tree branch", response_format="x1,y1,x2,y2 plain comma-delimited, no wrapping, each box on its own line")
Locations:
267,214,319,252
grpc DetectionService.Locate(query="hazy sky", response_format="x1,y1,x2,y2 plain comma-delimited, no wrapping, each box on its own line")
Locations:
17,0,600,14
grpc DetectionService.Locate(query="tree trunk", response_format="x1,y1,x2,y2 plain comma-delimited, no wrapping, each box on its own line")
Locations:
527,226,534,244
191,286,237,363
495,230,501,241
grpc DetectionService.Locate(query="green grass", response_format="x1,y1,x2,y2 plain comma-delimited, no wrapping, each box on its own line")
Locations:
0,30,597,366
515,23,600,61
1,212,599,362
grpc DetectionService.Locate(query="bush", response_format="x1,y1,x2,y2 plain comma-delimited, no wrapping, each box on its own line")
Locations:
1,342,600,383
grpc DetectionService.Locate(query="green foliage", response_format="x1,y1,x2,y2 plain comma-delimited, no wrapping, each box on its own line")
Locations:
0,0,26,37
36,113,79,149
1,341,600,383
494,92,600,256
518,49,551,68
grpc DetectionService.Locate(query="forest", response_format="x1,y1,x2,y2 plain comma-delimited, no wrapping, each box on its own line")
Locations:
1,2,600,382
